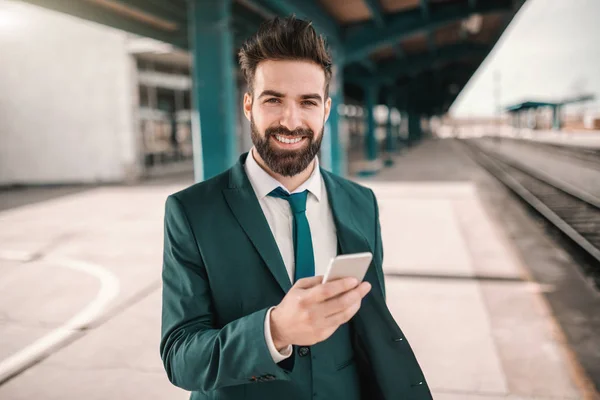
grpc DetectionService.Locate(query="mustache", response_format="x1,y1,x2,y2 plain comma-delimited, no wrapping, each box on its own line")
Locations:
265,126,314,138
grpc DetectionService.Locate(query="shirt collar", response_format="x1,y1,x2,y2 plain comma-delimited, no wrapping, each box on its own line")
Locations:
244,147,322,202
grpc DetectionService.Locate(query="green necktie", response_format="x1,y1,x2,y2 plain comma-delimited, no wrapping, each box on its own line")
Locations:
268,187,315,282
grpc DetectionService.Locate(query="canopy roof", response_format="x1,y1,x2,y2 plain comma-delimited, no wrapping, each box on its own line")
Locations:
505,94,595,113
21,0,524,114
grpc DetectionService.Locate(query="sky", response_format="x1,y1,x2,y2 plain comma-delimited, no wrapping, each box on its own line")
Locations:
450,0,600,117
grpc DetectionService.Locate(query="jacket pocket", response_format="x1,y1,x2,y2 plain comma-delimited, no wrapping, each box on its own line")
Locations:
335,356,355,371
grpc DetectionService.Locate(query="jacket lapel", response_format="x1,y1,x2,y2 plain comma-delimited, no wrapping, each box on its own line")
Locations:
321,170,389,326
321,170,372,257
323,171,432,398
222,154,292,294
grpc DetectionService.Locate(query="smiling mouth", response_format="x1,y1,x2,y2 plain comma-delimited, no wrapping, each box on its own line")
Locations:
273,135,306,144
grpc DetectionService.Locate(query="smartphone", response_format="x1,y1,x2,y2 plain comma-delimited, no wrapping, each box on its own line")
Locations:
321,252,373,284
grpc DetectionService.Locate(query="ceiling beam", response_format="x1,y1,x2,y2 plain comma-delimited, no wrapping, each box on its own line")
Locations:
115,0,187,24
419,0,436,54
232,2,267,33
235,0,276,20
395,44,405,59
343,1,510,64
347,43,488,84
246,0,341,43
420,0,441,109
379,42,487,76
360,59,378,74
20,0,187,48
344,74,394,88
363,0,386,28
419,0,430,20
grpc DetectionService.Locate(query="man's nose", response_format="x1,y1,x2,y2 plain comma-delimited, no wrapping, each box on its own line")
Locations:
279,104,303,132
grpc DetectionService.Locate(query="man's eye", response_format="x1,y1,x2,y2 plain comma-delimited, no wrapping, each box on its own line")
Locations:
302,101,317,106
266,98,281,104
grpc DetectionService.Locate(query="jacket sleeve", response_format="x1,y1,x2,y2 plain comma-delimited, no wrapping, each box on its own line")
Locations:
371,189,386,301
159,195,292,392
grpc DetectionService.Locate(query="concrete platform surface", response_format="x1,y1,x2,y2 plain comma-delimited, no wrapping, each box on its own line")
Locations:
359,181,591,399
0,163,595,399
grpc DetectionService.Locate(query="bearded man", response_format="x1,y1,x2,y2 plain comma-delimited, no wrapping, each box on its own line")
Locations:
160,16,431,400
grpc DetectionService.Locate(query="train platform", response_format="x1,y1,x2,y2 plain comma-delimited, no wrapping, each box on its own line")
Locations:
0,139,598,399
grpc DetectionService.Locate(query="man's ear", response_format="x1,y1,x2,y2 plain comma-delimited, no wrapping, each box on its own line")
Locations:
324,97,332,123
243,92,252,122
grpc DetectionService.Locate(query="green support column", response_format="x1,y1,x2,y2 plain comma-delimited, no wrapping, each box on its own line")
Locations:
189,0,237,182
322,50,346,176
358,84,380,176
552,105,561,130
407,112,422,144
396,90,408,151
384,102,395,167
385,88,398,167
397,111,404,150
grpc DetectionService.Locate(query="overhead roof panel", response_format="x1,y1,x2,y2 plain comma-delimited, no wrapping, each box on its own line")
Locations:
369,45,397,62
401,33,429,55
379,0,421,13
318,0,372,24
434,21,463,48
467,12,506,43
20,0,526,115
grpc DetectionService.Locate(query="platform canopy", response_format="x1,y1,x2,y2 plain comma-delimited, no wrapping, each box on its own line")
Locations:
505,94,596,113
20,0,524,116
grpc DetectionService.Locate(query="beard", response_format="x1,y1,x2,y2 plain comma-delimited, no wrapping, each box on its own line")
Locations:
250,115,323,177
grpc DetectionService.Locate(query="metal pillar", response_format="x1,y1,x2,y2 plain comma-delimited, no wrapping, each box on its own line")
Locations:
407,112,422,144
322,50,346,176
384,101,395,167
189,0,237,181
365,84,379,161
396,91,407,150
396,111,404,150
356,84,380,176
552,105,562,130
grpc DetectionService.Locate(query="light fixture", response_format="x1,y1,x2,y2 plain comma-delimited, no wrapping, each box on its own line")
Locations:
461,13,483,35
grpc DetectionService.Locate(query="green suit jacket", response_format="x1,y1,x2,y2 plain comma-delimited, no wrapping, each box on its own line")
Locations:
160,153,432,399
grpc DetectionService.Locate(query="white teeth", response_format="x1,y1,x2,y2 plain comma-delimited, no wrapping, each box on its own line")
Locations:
275,135,303,144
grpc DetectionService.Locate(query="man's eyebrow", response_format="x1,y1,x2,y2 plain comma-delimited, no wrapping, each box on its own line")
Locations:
300,93,323,102
258,90,285,99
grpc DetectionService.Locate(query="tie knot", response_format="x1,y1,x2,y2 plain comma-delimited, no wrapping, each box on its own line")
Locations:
268,187,309,214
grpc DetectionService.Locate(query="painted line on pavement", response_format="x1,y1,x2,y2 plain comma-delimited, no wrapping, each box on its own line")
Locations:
0,250,120,384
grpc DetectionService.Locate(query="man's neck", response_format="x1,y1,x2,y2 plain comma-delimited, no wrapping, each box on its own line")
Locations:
251,148,315,193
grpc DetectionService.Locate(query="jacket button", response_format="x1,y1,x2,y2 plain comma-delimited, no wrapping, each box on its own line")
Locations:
298,346,310,357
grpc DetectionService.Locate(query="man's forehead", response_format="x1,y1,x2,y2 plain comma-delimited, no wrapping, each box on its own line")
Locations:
254,60,325,95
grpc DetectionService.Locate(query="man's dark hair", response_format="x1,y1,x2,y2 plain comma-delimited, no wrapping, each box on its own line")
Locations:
238,16,333,98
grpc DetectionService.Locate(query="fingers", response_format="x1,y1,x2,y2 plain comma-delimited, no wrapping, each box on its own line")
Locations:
294,275,326,289
326,299,362,326
310,277,361,303
321,282,371,317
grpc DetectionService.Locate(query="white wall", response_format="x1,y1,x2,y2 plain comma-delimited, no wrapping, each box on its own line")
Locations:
0,0,139,185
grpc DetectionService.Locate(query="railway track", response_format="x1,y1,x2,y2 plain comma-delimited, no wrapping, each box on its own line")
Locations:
461,139,600,289
505,137,600,169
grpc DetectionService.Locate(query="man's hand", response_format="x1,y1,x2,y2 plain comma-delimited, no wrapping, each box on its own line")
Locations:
270,276,372,350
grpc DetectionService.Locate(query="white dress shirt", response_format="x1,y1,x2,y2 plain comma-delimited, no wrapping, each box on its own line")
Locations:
244,148,338,363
